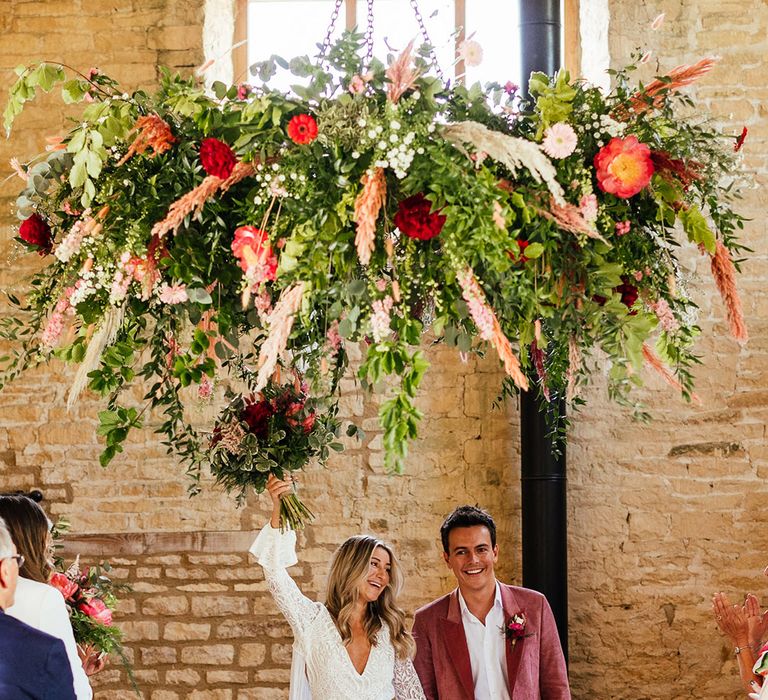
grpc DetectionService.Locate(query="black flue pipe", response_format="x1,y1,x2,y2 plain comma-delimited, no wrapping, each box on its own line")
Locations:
519,0,568,661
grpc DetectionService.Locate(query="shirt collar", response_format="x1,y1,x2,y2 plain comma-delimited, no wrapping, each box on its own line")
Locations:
458,581,502,622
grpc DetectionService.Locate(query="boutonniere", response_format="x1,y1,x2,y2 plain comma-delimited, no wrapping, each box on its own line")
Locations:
503,612,534,648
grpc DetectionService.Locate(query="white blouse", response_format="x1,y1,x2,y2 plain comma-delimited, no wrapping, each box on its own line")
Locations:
250,524,426,700
7,576,93,700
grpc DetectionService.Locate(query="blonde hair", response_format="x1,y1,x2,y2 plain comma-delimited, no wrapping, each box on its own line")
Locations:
325,535,415,660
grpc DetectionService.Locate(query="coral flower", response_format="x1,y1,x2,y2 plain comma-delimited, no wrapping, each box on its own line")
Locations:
594,136,654,198
286,114,318,145
232,226,278,282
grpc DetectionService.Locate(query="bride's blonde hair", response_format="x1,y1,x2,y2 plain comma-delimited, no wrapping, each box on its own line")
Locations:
325,535,415,659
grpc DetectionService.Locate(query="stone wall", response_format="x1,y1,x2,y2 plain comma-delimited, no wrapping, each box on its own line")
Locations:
0,1,765,699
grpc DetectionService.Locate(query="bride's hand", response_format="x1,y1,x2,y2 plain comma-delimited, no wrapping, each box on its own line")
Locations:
266,474,293,528
745,594,768,651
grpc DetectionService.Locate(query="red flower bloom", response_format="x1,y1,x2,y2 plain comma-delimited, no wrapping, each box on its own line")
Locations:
594,136,654,198
199,137,237,179
286,114,318,145
735,126,748,152
231,226,278,282
242,397,273,438
50,572,79,601
508,239,530,264
79,597,113,626
19,214,53,254
393,193,446,241
615,277,639,313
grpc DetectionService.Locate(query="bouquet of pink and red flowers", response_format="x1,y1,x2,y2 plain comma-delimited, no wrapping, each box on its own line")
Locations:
209,375,341,529
50,557,128,662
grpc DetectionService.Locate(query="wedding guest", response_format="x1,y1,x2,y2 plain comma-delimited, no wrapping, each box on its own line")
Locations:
249,474,426,699
0,495,96,699
413,505,571,699
713,587,768,695
0,514,77,700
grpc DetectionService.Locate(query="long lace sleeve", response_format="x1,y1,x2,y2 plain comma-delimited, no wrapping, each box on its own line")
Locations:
249,524,323,645
394,657,427,700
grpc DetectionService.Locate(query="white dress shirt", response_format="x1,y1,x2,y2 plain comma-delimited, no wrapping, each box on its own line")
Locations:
458,582,511,700
7,576,93,700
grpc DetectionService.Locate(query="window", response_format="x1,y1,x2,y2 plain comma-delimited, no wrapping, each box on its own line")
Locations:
232,0,581,91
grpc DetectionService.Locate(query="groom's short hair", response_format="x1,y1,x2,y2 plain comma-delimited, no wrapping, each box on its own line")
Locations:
440,505,497,553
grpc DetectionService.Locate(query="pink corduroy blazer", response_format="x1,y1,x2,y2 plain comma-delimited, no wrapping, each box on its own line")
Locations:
412,583,571,700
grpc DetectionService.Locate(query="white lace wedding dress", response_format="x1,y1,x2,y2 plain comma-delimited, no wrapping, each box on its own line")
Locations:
250,524,426,700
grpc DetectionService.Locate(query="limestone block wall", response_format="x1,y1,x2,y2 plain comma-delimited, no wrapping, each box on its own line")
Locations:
0,1,765,699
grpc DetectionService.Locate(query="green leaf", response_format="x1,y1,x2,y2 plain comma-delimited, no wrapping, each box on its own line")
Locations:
679,206,716,254
523,242,544,259
187,288,213,305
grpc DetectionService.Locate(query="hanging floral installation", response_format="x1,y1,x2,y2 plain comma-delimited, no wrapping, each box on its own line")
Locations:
0,33,748,527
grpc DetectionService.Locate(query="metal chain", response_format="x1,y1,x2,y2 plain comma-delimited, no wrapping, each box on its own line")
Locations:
409,0,445,82
318,0,345,65
364,0,376,65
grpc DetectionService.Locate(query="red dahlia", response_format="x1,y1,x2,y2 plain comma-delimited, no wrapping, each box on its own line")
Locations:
393,193,446,241
18,213,53,255
199,137,237,179
286,114,318,145
242,397,273,438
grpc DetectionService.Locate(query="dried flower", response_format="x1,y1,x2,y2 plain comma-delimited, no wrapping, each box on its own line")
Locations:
651,13,666,30
116,114,177,166
386,40,420,103
709,240,748,342
353,168,387,265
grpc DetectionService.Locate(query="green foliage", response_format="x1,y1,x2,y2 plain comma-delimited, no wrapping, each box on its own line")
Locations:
0,36,747,507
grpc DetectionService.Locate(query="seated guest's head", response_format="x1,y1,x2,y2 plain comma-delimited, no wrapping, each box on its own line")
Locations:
0,496,52,584
440,505,499,593
0,516,21,610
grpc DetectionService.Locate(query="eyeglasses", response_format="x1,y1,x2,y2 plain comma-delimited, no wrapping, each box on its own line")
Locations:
2,555,24,569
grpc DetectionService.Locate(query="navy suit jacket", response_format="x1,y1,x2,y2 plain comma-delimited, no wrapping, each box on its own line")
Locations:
0,609,76,700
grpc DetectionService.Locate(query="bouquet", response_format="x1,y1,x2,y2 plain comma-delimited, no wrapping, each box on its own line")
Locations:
50,557,128,662
209,375,341,528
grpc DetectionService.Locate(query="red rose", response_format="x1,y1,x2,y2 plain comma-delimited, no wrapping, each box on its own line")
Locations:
19,214,53,254
393,193,446,241
594,136,654,198
50,572,79,601
286,114,318,145
614,277,639,313
242,397,273,438
231,226,278,282
78,597,113,626
199,137,237,179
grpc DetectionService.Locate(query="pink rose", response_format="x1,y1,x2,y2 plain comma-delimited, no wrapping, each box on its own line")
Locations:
79,597,113,626
50,572,79,601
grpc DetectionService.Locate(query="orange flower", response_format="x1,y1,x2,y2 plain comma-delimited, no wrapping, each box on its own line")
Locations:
594,136,654,198
286,114,318,145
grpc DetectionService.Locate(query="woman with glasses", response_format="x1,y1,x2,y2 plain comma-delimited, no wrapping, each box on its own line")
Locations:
0,495,94,700
250,475,425,700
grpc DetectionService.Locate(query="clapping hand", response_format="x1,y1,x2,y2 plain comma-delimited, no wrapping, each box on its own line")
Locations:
746,594,768,651
712,591,750,647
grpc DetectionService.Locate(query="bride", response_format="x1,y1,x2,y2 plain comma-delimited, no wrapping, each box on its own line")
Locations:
250,475,425,699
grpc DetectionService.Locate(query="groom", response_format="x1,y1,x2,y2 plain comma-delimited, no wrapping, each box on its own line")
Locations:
413,505,570,699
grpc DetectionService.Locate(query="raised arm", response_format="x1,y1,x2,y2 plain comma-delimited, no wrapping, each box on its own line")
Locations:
249,475,321,641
